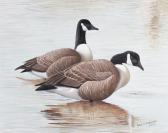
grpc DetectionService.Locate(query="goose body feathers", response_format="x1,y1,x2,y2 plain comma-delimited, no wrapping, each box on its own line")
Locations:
37,59,122,100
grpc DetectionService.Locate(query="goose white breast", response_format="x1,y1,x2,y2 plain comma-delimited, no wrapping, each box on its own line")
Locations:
76,44,93,61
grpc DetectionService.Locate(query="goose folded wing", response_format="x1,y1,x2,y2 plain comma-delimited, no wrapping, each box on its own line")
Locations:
37,48,80,70
46,55,81,77
40,66,112,88
62,68,113,87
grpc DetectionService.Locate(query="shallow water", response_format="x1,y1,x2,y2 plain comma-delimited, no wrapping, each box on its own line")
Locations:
1,0,168,132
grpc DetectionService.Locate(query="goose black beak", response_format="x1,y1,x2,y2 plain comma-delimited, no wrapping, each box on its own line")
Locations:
90,25,99,30
137,61,144,71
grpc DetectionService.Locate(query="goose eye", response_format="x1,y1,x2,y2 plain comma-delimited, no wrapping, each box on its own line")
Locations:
131,56,138,64
132,59,138,64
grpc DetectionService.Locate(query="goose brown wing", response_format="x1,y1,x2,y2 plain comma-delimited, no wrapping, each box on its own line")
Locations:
37,48,80,70
40,68,112,88
15,48,80,72
37,59,115,88
46,55,81,77
15,57,46,72
63,59,114,81
60,60,113,87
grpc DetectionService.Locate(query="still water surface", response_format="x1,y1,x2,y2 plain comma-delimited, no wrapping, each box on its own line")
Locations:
0,0,168,132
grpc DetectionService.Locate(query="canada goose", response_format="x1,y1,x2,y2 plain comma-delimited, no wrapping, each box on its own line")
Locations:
15,19,98,77
36,51,144,101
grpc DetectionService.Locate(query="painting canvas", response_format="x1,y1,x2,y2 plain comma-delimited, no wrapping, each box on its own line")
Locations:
0,0,168,132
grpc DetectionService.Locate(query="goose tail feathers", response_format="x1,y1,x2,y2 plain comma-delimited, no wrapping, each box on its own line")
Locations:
35,85,56,91
15,58,37,72
35,71,65,91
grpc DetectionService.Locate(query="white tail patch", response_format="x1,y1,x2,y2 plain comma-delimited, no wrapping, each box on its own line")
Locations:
30,71,47,78
76,44,93,61
47,86,83,100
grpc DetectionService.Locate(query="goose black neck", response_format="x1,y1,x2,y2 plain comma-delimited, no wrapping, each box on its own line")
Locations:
75,23,86,49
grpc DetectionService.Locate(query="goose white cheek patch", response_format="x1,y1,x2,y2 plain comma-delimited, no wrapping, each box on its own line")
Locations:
127,54,133,65
81,23,88,31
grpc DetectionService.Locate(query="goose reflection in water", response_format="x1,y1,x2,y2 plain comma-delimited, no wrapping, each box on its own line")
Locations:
43,101,135,133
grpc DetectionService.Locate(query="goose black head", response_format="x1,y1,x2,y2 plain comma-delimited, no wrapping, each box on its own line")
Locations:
79,19,99,31
75,19,99,49
111,51,144,71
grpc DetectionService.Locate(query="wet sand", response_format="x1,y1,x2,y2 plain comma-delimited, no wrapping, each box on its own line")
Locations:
0,0,168,132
